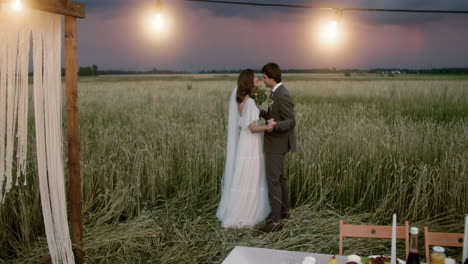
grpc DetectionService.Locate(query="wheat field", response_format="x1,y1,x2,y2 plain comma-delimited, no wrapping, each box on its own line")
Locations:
1,73,467,263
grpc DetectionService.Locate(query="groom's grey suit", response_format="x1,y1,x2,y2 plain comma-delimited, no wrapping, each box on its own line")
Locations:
260,84,296,223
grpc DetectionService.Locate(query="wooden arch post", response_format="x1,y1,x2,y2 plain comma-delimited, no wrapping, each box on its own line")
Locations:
0,0,86,263
65,14,84,264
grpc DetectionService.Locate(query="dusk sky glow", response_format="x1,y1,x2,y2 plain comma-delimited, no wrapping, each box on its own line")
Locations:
76,0,468,71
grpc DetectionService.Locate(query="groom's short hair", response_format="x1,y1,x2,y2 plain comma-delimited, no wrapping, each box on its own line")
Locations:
262,62,282,83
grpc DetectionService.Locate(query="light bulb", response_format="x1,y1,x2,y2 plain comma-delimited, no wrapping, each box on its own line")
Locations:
319,9,343,45
151,13,165,30
321,20,339,44
11,0,22,12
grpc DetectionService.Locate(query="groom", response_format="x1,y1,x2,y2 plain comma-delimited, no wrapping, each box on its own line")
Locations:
258,62,296,233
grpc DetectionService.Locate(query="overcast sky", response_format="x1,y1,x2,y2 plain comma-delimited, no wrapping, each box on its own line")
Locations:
76,0,468,71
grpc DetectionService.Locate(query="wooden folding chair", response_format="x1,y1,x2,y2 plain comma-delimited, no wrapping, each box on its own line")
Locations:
339,219,410,257
424,226,464,264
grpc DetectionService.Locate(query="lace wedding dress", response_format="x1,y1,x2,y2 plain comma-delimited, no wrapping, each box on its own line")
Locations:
216,88,271,228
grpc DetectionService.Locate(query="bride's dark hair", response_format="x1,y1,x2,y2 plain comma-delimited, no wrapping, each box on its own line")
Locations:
236,69,255,103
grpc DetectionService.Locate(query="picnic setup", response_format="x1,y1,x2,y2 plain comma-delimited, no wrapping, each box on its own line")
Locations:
222,216,467,264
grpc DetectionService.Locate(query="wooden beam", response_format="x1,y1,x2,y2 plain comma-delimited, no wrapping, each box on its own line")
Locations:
0,0,86,18
65,15,84,264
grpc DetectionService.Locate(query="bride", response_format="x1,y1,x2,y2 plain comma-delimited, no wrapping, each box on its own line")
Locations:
216,69,273,228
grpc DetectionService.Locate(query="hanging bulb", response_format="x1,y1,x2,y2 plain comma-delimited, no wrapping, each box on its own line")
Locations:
320,9,343,45
151,0,165,31
322,20,338,43
145,0,172,39
151,13,165,30
10,0,23,12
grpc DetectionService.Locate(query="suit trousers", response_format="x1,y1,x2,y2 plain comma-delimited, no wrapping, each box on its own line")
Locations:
264,152,289,222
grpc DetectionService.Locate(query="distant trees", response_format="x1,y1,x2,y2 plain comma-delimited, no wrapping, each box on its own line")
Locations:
92,64,98,74
73,66,468,76
78,64,99,76
95,68,181,75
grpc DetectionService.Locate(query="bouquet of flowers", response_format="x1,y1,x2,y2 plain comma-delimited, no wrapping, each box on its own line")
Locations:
253,86,268,106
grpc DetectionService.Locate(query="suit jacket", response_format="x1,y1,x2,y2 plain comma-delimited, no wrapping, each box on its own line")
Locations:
260,84,296,153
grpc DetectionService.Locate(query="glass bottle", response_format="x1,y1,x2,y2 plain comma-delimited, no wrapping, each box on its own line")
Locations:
431,246,446,264
406,227,420,264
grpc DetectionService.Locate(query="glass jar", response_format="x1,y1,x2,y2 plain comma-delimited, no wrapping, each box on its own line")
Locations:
445,258,455,264
431,246,446,264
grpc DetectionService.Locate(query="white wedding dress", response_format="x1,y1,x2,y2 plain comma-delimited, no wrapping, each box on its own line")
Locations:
216,88,271,228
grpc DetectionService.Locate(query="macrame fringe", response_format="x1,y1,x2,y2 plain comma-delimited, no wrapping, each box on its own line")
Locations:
0,6,75,264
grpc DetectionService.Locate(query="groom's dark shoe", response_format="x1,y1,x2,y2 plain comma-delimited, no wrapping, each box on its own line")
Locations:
266,212,290,222
257,222,283,233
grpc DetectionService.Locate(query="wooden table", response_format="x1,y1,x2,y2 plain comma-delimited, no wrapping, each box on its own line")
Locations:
223,246,348,264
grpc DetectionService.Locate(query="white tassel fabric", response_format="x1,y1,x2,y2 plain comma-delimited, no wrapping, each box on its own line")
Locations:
0,4,29,203
0,6,75,264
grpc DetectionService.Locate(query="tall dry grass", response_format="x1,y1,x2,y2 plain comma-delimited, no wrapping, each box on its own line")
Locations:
1,74,467,263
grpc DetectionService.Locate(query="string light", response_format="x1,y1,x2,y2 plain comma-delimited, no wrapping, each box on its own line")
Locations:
183,0,468,14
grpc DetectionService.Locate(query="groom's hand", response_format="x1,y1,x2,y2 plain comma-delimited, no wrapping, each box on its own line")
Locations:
268,119,277,127
266,119,276,132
